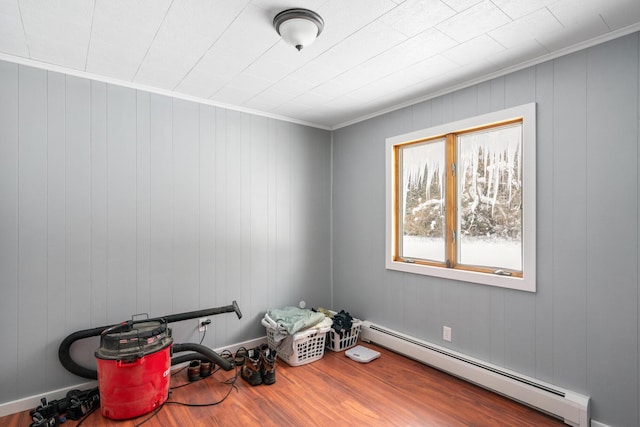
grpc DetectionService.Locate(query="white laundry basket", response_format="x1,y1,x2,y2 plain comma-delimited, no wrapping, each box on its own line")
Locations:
261,317,331,366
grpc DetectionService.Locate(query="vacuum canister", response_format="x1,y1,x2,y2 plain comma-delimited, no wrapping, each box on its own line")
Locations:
95,320,173,420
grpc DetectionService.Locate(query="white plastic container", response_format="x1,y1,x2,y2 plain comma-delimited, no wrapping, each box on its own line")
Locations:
325,312,361,352
262,317,331,366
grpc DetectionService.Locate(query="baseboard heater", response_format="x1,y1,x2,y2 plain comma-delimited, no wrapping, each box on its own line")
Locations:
360,321,590,427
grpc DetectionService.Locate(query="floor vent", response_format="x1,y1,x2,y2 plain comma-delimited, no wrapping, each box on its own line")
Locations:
361,321,590,427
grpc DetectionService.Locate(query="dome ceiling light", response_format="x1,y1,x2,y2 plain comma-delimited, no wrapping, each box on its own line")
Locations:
273,8,324,51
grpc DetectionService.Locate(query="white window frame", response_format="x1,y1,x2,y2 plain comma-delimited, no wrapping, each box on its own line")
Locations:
385,103,536,292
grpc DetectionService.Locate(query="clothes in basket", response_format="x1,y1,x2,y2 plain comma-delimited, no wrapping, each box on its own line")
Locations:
263,307,332,361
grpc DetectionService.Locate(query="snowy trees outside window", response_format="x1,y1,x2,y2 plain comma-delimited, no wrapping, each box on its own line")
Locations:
457,123,522,271
400,138,446,263
386,103,536,292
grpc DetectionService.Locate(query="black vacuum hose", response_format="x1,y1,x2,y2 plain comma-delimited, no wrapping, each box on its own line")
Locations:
58,326,110,379
164,300,242,323
58,302,241,379
172,343,233,371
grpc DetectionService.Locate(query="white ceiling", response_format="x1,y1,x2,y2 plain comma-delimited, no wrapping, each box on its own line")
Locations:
1,0,640,129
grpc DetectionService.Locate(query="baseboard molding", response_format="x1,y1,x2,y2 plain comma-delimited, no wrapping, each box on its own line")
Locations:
590,420,611,427
0,336,267,417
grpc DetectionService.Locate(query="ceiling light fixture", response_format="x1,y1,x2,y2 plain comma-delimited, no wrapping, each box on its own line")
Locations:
273,8,324,51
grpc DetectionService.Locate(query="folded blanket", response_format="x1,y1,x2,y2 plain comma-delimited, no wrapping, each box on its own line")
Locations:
266,307,325,335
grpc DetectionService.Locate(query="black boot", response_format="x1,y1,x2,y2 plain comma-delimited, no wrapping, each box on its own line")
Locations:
260,344,277,385
241,347,263,386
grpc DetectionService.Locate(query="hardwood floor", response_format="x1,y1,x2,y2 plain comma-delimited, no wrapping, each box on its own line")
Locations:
3,342,564,426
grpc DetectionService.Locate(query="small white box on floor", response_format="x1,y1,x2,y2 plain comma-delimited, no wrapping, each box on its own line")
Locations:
345,345,380,363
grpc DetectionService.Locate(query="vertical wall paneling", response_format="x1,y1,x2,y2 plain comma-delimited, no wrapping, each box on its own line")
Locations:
0,61,19,403
379,121,395,326
533,60,555,384
17,65,48,396
330,122,350,314
465,283,492,361
309,126,331,307
65,76,92,332
412,98,432,131
90,81,108,327
452,86,477,121
214,108,228,344
224,110,243,342
489,288,506,366
198,104,216,344
251,116,269,331
504,68,536,106
552,51,589,390
503,68,537,377
288,123,304,305
106,85,138,322
586,35,639,427
429,96,444,126
213,107,228,346
65,76,95,368
502,290,535,377
440,93,453,123
233,111,246,340
136,91,151,315
240,113,252,329
401,273,423,338
475,81,492,115
275,120,291,307
266,118,278,310
490,76,505,111
149,94,173,316
45,72,67,386
381,113,406,328
172,99,200,315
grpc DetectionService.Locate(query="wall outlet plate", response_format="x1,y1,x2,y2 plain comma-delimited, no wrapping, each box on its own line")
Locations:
198,318,210,332
443,326,452,342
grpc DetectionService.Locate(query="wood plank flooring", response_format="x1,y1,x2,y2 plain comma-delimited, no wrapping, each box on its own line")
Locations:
2,342,565,426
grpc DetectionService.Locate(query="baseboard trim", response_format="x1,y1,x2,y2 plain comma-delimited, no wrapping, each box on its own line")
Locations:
0,336,267,417
590,420,612,427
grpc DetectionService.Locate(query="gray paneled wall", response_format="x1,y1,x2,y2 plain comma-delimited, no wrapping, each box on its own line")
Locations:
332,33,640,427
0,61,331,403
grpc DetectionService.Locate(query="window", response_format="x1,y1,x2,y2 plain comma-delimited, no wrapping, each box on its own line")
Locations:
385,103,536,291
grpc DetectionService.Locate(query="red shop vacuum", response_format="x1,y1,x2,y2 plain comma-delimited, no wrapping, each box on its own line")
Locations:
95,319,173,419
58,301,242,420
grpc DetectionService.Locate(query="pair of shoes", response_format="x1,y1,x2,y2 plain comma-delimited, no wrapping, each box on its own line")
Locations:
187,359,214,381
240,344,277,386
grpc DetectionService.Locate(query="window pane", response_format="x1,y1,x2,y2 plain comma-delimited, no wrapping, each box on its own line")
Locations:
457,124,522,271
400,138,446,262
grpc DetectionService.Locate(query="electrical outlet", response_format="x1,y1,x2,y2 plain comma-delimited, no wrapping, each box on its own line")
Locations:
198,317,211,332
443,326,452,342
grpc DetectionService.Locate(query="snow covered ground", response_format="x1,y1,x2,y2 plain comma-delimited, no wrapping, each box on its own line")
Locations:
402,235,521,271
